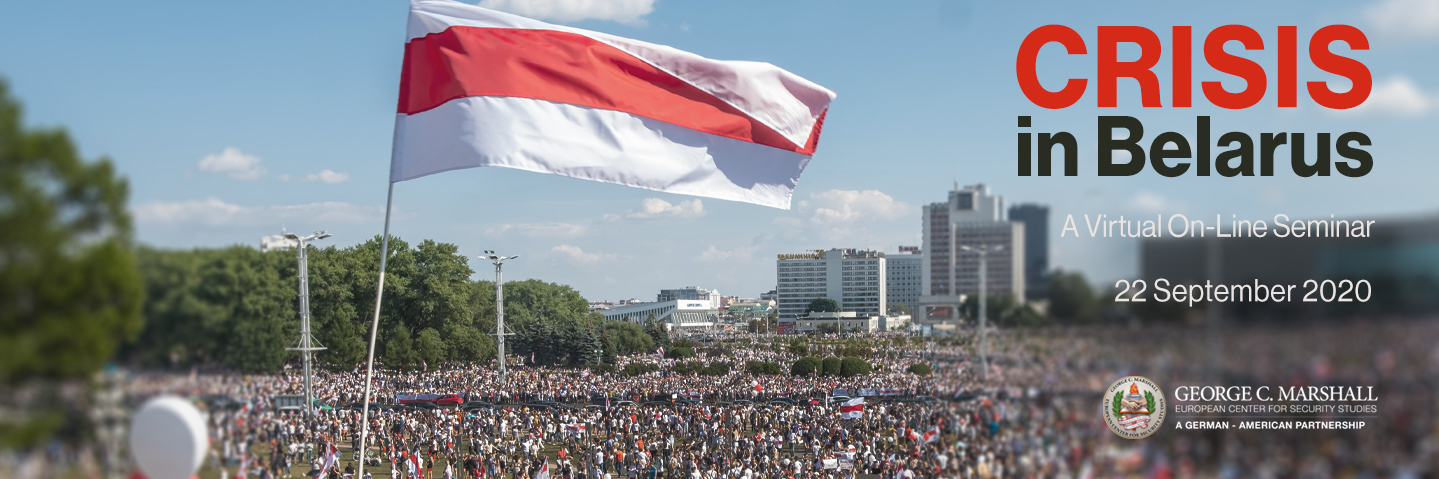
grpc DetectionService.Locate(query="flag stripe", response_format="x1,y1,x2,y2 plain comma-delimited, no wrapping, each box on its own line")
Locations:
391,96,812,208
400,26,814,155
405,0,833,148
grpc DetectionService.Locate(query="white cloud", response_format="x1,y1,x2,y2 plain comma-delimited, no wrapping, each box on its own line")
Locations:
485,222,588,237
605,198,706,221
551,244,615,263
196,148,266,181
279,169,352,184
693,244,758,264
1365,0,1439,40
133,197,381,226
801,190,911,224
1127,191,1176,213
1347,76,1434,116
478,0,655,25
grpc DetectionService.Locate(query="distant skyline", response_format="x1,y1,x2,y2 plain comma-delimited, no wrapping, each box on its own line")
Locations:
3,0,1437,301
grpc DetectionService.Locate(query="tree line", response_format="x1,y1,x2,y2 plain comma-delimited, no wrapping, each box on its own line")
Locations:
126,237,669,373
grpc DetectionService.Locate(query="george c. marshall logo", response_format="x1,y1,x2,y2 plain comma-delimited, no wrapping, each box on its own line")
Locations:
1102,376,1166,439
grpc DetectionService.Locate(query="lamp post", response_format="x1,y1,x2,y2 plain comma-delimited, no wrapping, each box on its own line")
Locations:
284,230,330,415
481,251,518,379
959,244,1003,380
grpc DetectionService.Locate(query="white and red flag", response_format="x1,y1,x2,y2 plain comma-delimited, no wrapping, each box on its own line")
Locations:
921,426,940,444
320,442,340,474
839,397,865,419
391,0,835,209
651,347,664,359
535,458,550,479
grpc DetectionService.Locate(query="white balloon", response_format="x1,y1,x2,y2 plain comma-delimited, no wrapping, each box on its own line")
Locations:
130,396,208,479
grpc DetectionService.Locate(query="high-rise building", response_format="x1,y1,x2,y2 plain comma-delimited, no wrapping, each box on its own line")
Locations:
920,183,1025,302
775,248,886,323
657,286,720,304
885,246,924,311
1008,203,1049,301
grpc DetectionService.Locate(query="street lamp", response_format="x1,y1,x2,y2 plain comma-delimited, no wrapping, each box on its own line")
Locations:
284,230,330,415
481,250,518,379
959,244,1003,380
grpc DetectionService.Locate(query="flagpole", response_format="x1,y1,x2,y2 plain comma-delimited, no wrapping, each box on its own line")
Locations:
357,181,395,479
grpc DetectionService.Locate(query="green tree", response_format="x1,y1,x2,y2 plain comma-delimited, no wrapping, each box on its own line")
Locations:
840,357,872,377
600,327,617,364
604,321,654,356
961,293,1046,327
907,363,932,375
570,320,605,366
746,361,783,375
622,363,659,377
415,327,447,367
790,357,820,376
517,314,560,366
444,324,492,363
303,245,369,370
0,79,146,447
821,357,842,376
391,240,474,340
806,298,839,313
643,316,671,351
385,326,417,370
701,361,731,376
787,338,809,356
210,249,299,372
1048,269,1098,323
130,247,296,372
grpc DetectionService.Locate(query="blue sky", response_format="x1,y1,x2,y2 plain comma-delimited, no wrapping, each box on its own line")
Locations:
3,0,1437,301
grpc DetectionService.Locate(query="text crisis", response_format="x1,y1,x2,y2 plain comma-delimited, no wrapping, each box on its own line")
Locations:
1015,25,1372,177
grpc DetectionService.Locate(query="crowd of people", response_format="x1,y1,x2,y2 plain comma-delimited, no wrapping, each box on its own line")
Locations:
50,318,1439,478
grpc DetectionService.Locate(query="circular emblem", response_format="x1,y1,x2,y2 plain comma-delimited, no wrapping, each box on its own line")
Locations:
1102,376,1166,439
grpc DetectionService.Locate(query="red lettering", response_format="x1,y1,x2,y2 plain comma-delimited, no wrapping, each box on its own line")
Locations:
1173,26,1192,108
1018,25,1370,110
1203,25,1267,110
1097,26,1163,107
1278,26,1297,107
1308,25,1371,109
1016,25,1088,109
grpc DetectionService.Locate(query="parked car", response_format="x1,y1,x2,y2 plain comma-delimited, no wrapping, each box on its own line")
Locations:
433,394,464,406
461,401,494,411
348,401,390,411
